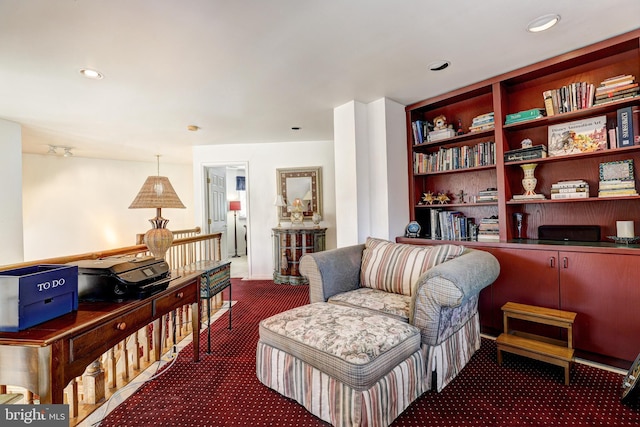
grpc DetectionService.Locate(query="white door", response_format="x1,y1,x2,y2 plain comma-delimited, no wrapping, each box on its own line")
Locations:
206,167,227,234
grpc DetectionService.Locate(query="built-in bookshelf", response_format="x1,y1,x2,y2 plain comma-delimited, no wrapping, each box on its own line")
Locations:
406,29,640,243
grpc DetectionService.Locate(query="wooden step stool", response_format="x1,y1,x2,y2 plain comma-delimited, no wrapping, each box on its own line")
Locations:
496,302,577,385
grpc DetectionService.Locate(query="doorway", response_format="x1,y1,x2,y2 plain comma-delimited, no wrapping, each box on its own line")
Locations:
204,163,249,279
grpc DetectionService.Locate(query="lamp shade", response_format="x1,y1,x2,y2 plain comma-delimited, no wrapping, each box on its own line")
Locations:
273,195,286,207
129,176,185,209
303,190,313,201
229,200,242,211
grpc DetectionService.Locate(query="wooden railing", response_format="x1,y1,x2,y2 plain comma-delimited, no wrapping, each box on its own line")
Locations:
135,226,203,245
0,231,224,425
0,230,222,272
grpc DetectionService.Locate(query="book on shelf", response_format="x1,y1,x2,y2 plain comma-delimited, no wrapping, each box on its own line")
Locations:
427,128,457,142
551,179,588,189
547,115,607,157
599,181,637,190
550,191,589,200
617,106,640,147
595,82,637,96
551,187,588,193
593,92,639,106
599,74,635,87
598,189,638,197
504,108,545,125
595,86,639,100
504,145,547,162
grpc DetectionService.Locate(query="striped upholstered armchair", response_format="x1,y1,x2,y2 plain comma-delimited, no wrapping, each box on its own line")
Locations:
299,237,499,391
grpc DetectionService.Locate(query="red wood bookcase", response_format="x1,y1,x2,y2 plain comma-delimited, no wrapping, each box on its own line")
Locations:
401,29,640,368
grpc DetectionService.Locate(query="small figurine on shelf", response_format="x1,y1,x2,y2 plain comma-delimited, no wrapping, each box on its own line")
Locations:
422,191,436,205
456,119,464,136
521,138,533,148
437,192,450,204
455,189,467,203
433,115,448,131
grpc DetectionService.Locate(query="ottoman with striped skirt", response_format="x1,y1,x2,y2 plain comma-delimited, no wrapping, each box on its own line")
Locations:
256,302,426,427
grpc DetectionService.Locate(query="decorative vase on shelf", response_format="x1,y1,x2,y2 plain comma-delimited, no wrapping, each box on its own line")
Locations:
521,163,538,196
513,212,525,239
516,163,546,200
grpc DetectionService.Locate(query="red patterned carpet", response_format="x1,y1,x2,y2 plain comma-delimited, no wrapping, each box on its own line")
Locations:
99,279,640,426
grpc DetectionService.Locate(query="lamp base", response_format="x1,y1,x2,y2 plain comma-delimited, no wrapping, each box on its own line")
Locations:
144,217,173,260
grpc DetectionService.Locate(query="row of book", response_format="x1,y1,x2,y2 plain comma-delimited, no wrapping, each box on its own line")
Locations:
477,216,499,242
550,180,589,200
428,209,476,241
543,81,595,116
598,159,638,198
469,112,494,132
411,120,432,145
593,74,638,106
413,141,495,174
477,188,498,203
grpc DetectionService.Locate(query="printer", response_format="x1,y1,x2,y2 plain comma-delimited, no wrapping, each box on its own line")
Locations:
69,256,171,302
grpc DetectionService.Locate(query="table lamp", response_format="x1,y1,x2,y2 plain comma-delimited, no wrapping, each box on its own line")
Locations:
129,157,185,259
274,194,286,227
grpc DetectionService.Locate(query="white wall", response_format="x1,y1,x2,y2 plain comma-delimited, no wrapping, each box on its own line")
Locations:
0,119,24,264
193,140,335,280
22,154,195,261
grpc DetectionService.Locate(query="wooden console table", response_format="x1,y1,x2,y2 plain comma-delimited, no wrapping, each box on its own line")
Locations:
272,227,326,285
0,270,202,405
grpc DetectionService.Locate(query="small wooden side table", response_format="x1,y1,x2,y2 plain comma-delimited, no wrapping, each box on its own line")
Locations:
496,302,577,385
198,260,232,354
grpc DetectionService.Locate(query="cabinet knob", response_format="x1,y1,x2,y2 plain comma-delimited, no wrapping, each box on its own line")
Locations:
115,322,127,331
176,292,184,299
563,257,568,269
550,257,555,268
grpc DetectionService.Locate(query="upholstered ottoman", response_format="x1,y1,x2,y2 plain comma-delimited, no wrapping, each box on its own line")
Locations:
256,302,426,427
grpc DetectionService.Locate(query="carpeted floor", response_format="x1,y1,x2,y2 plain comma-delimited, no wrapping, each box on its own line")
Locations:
99,279,640,426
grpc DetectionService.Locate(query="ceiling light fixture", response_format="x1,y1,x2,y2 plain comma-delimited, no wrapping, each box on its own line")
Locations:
527,14,560,33
187,125,200,132
428,60,450,72
47,145,57,155
79,68,104,79
291,127,301,131
63,147,73,157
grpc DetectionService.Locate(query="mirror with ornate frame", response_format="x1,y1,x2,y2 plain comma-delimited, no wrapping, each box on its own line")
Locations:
276,166,322,223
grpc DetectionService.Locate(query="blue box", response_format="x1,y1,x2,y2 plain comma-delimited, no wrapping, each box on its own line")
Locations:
0,264,78,332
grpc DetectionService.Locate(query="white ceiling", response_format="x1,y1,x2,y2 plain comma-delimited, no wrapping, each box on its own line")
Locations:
1,1,639,164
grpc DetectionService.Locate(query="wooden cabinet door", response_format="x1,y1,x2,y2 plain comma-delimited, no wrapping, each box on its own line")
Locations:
560,251,640,363
481,247,560,333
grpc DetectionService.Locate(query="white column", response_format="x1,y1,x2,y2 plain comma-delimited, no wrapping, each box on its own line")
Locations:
0,119,24,264
333,98,408,247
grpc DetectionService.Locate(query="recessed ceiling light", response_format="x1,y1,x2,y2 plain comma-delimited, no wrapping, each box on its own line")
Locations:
527,14,560,33
79,68,104,79
187,125,200,132
428,60,450,72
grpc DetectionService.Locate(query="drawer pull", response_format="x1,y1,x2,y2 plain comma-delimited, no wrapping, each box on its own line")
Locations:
176,292,184,299
115,322,127,331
